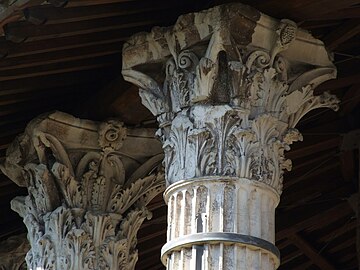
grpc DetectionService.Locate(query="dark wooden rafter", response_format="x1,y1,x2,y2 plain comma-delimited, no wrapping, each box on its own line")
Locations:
286,137,340,160
281,181,351,212
0,54,119,81
276,202,353,241
4,9,178,43
0,67,117,91
293,0,360,20
341,84,360,116
302,6,360,21
24,0,178,25
283,160,339,189
323,19,360,50
289,234,336,270
315,73,360,93
328,233,356,253
281,249,303,265
0,42,122,71
62,0,142,8
318,219,356,242
291,261,313,270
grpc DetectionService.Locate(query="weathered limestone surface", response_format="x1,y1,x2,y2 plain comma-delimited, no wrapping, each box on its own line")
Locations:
1,111,165,270
0,234,29,270
122,3,339,269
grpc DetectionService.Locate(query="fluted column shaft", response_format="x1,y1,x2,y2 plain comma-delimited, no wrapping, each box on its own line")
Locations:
163,178,279,269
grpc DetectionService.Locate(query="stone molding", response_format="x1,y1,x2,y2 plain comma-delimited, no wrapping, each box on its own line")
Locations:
122,3,339,194
161,177,281,269
1,111,165,270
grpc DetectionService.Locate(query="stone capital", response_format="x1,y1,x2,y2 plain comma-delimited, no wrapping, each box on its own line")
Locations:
1,111,165,270
122,3,339,194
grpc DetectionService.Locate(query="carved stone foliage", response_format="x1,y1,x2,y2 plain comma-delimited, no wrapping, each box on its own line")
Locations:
0,234,29,270
1,112,164,270
122,3,339,193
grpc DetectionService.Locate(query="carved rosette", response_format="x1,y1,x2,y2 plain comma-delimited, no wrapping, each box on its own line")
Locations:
122,6,339,194
1,112,164,270
122,3,340,269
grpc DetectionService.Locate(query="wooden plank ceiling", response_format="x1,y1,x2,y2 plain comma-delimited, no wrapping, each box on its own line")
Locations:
0,0,359,269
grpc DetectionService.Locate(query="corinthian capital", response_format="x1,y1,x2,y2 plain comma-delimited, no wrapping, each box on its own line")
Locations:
1,111,164,270
122,3,339,194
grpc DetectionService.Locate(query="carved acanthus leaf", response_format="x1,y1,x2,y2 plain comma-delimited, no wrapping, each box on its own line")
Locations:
1,112,165,270
122,3,339,195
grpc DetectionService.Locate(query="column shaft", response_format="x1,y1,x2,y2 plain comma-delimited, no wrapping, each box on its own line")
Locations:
163,178,279,269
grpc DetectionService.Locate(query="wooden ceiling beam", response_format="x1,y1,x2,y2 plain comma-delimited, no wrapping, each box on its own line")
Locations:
289,233,336,269
0,67,116,91
137,247,165,270
146,264,164,270
303,7,360,21
291,261,313,270
291,151,338,171
318,219,357,243
294,0,360,20
84,80,153,124
341,84,360,116
301,20,341,30
315,73,360,93
65,0,137,7
140,215,167,230
340,149,356,182
276,238,291,249
0,25,148,58
276,202,353,241
25,0,179,25
0,86,104,122
0,94,74,118
0,82,99,103
4,8,178,43
280,185,354,234
0,221,25,242
138,229,165,245
0,42,122,71
345,258,359,270
238,0,359,21
281,249,303,265
337,248,357,265
327,235,355,253
0,174,25,194
283,161,339,189
138,240,166,257
286,137,339,160
0,86,98,137
323,19,360,51
0,54,118,81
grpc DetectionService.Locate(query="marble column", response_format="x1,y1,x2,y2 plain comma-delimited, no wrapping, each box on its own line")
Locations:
122,3,340,269
1,111,165,270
